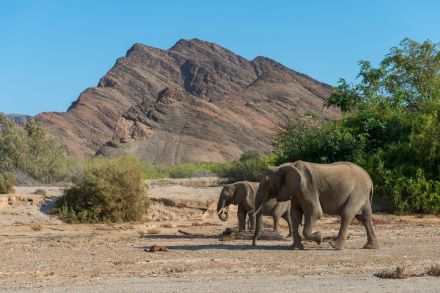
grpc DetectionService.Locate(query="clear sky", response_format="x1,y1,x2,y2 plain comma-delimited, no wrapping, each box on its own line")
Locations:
1,0,439,115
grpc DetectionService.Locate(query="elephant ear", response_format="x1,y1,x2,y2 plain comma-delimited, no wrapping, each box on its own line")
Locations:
277,165,302,202
233,182,250,205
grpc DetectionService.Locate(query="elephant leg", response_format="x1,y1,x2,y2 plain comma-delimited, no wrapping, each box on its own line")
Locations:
329,213,354,250
289,204,304,250
237,209,247,232
273,216,280,233
282,212,292,237
303,209,322,245
355,203,379,249
248,212,256,231
252,210,263,246
272,202,289,233
329,197,363,250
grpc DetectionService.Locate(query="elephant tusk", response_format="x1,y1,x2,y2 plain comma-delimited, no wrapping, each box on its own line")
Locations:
217,209,223,215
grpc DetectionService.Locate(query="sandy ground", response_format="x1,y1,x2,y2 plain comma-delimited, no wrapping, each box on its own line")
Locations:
0,183,439,292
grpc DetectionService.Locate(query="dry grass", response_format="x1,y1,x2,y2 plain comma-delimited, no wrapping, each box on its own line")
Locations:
374,266,407,279
146,228,161,235
30,223,43,231
426,264,440,277
191,222,222,227
375,265,440,279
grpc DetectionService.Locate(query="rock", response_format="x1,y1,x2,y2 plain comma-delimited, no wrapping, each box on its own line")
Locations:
147,245,168,252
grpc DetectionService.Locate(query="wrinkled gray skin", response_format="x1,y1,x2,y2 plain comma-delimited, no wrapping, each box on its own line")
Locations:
252,161,379,250
217,181,292,235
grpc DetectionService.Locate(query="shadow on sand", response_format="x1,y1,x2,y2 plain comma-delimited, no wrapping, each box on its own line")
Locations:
139,243,286,251
140,234,335,251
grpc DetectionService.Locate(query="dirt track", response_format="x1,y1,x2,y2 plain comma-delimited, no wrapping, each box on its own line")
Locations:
0,184,439,292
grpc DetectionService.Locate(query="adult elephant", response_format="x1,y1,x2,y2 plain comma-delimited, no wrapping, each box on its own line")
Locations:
252,161,379,250
217,181,292,235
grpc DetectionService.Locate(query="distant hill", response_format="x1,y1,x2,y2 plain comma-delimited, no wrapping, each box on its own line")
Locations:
6,114,32,125
37,38,340,164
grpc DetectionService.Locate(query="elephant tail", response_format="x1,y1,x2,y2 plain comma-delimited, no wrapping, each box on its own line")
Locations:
369,184,374,203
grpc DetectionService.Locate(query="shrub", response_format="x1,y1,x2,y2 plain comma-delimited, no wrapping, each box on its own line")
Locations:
387,170,440,214
239,150,260,161
0,115,72,183
168,162,226,178
275,119,363,164
219,155,276,182
56,157,150,223
140,161,169,179
0,171,16,193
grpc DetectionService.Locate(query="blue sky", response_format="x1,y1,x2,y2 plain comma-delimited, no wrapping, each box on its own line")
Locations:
1,0,439,115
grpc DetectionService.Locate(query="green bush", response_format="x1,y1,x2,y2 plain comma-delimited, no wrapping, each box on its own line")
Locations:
275,38,440,214
140,161,169,179
219,155,276,182
275,120,363,164
168,162,227,178
56,157,150,223
0,172,16,194
377,168,440,214
239,150,260,161
136,155,274,183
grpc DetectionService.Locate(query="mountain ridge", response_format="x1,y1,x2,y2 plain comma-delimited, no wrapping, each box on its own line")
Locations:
37,38,340,164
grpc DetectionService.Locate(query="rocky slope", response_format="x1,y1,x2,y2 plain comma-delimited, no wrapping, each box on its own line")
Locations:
38,39,339,164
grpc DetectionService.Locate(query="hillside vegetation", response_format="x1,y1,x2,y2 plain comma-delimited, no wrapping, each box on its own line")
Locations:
0,115,72,184
275,39,440,213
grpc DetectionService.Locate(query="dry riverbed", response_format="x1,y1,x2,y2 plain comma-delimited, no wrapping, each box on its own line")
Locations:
0,182,439,292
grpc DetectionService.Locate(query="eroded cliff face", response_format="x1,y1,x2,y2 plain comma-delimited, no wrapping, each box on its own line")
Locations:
38,38,339,164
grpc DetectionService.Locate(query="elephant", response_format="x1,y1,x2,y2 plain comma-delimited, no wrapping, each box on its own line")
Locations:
252,161,379,250
216,181,292,235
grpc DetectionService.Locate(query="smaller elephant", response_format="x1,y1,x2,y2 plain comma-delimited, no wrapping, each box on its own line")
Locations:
217,181,292,235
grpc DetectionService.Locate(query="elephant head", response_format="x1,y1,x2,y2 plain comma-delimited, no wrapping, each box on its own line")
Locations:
252,164,302,245
275,164,302,202
254,164,301,207
217,183,249,221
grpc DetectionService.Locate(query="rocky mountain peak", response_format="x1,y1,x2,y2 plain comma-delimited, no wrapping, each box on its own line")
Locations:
38,39,340,163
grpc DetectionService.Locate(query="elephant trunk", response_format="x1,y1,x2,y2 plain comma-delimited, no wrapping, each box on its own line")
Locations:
252,187,267,246
217,196,229,221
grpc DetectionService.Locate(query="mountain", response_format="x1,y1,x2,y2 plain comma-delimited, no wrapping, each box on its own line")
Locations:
6,114,33,125
37,38,340,164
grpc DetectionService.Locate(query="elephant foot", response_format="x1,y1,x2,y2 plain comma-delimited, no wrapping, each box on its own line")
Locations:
252,239,257,246
289,242,304,250
313,231,322,245
329,238,345,250
286,233,293,238
363,241,379,249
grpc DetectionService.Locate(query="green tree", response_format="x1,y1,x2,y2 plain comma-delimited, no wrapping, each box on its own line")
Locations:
277,38,440,213
0,114,71,183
